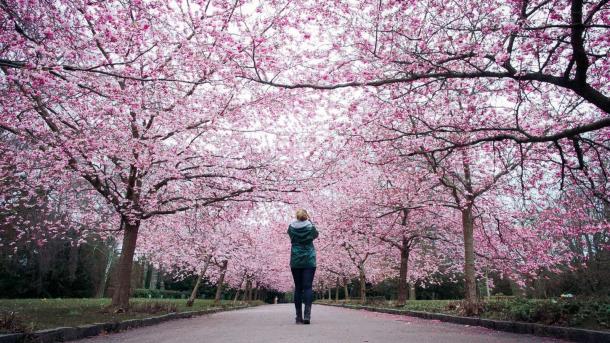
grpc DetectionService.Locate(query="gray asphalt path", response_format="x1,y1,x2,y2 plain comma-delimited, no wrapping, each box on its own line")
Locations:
76,304,567,343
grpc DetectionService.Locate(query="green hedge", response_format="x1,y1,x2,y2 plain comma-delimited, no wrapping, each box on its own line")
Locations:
320,298,610,331
132,289,191,299
480,298,610,330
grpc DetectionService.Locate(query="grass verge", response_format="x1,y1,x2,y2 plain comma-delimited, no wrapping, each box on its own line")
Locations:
317,298,609,331
0,298,262,333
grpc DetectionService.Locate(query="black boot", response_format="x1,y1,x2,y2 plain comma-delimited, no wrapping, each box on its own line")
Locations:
295,304,303,324
303,304,312,324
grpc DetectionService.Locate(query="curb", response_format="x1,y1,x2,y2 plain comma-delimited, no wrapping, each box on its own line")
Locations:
0,304,253,343
320,303,609,343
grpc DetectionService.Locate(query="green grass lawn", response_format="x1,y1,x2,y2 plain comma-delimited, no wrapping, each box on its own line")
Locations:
317,298,610,331
0,298,259,333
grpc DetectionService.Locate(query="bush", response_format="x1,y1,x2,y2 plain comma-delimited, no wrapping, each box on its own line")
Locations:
129,302,178,314
0,311,28,334
132,289,190,299
446,300,486,316
480,298,610,330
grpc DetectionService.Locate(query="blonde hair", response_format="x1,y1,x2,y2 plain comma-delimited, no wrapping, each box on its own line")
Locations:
295,209,309,221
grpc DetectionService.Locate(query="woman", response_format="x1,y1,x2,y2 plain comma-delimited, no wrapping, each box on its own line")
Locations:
288,209,319,324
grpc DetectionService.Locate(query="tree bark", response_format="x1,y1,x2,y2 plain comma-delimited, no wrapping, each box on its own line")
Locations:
111,219,140,309
461,205,477,302
233,288,241,303
358,265,366,304
483,272,491,299
144,263,152,289
343,277,349,301
335,278,340,302
247,279,254,301
149,267,158,290
186,255,212,307
409,283,416,300
96,245,114,298
242,278,251,301
397,237,410,306
214,260,228,305
233,273,246,304
67,243,79,282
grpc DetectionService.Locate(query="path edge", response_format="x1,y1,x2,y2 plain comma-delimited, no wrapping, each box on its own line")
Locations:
0,304,256,343
318,303,609,343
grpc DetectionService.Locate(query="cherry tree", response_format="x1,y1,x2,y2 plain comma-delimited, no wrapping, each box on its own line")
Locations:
0,0,303,308
248,0,609,138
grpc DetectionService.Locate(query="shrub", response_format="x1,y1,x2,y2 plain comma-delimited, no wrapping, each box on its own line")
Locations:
132,289,189,299
482,297,609,330
129,302,178,314
0,311,28,334
447,300,485,316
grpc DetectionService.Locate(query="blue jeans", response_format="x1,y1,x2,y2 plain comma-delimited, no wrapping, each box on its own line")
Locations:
291,267,316,314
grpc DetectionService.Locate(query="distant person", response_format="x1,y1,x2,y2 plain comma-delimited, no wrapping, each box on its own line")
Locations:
288,209,319,324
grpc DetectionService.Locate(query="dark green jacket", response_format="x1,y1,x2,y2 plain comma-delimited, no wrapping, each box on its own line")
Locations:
288,220,319,268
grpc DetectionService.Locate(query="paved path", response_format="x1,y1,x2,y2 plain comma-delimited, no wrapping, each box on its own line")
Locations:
76,304,567,343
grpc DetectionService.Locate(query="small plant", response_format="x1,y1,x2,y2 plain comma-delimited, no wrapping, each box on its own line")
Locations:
450,300,485,316
0,311,28,334
129,302,178,314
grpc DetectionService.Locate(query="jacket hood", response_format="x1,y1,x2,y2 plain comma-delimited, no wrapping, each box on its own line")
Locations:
290,220,312,229
288,220,318,245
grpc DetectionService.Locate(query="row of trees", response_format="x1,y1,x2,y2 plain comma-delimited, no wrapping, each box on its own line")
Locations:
242,0,610,304
1,0,608,308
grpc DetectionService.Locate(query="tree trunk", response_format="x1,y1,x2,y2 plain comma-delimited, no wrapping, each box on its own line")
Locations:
461,205,477,302
247,279,254,301
214,260,228,305
409,283,416,300
242,278,251,301
233,288,241,303
149,267,158,290
111,219,140,309
67,243,79,282
483,272,491,299
159,272,165,290
186,255,212,307
397,237,410,306
233,273,246,304
343,277,349,301
144,263,152,289
358,266,366,304
96,245,114,298
328,288,332,300
335,278,340,302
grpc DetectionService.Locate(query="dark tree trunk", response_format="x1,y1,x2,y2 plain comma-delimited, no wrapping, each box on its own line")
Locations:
186,255,211,307
96,245,114,298
461,204,477,302
343,277,349,301
242,278,251,301
144,263,153,289
111,219,140,309
358,266,366,303
233,288,241,303
335,278,340,302
247,279,253,301
233,273,246,304
397,237,410,306
214,260,228,305
67,243,79,282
